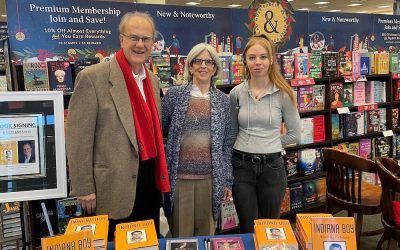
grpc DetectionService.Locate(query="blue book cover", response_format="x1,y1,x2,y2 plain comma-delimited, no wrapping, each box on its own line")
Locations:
360,55,370,75
298,148,316,176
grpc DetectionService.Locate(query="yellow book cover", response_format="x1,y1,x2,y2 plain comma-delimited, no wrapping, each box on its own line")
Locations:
254,219,298,250
41,230,94,250
115,219,158,250
65,214,109,248
296,213,332,245
311,217,356,250
0,141,18,165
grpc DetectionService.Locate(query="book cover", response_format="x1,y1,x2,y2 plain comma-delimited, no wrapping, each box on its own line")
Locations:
211,237,244,250
331,114,342,140
300,118,314,145
298,85,314,112
313,115,325,143
220,200,239,231
298,149,317,176
312,84,325,111
285,150,298,178
323,52,338,77
56,197,84,234
310,217,356,250
337,142,349,153
302,180,317,206
343,113,357,138
364,81,374,104
390,53,399,73
254,219,298,250
230,55,245,84
65,215,109,249
0,75,7,92
170,56,187,86
360,53,370,76
378,108,387,131
355,112,365,135
30,199,59,240
359,138,372,159
47,60,74,93
74,57,100,77
365,109,380,133
393,80,400,101
352,51,361,80
343,84,353,107
348,142,360,156
280,188,291,214
374,136,390,158
219,56,230,85
289,182,303,211
115,219,158,250
294,53,310,79
330,82,343,108
166,239,198,250
282,54,295,80
310,52,322,78
315,148,324,172
353,81,365,106
315,178,327,202
41,230,94,250
22,62,49,91
393,108,399,129
296,213,333,247
338,51,352,78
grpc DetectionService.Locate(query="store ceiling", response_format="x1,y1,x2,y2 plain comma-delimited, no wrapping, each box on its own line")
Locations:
0,0,395,23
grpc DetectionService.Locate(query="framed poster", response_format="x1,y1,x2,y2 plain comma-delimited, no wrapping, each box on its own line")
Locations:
0,91,67,202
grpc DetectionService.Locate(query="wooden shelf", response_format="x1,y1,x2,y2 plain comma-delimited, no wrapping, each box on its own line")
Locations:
280,201,326,218
288,171,327,184
285,141,331,151
332,131,383,144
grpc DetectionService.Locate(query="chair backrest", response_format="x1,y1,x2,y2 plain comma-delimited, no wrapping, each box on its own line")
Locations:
322,148,378,205
376,156,400,176
376,160,400,226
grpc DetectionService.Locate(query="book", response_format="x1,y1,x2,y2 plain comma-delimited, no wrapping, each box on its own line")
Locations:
298,86,314,112
331,114,342,140
352,51,361,80
220,200,239,231
330,82,343,108
343,84,353,107
313,115,325,143
74,57,100,77
338,51,352,78
47,60,73,93
285,150,298,178
296,213,333,250
300,118,314,145
166,239,198,250
322,52,338,77
282,54,295,80
115,219,158,250
302,180,317,206
294,53,310,79
65,215,109,249
280,188,291,214
310,217,356,250
365,109,380,133
393,108,399,129
353,81,365,106
312,84,325,110
310,52,322,78
0,75,7,91
254,219,298,250
315,148,324,172
41,230,94,250
315,178,327,202
360,53,370,75
210,237,244,250
230,55,245,84
289,182,303,211
56,197,84,234
30,199,59,242
298,148,316,176
22,62,49,91
359,138,372,159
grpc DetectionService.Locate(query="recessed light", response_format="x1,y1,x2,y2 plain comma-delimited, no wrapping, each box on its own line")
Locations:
298,8,311,11
348,3,362,7
186,2,200,5
329,9,341,12
288,0,294,2
315,1,330,4
228,4,241,7
378,5,390,8
1,15,6,17
318,5,328,8
356,11,368,13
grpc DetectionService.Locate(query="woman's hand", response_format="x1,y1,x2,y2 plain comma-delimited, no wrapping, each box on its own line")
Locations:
223,187,232,201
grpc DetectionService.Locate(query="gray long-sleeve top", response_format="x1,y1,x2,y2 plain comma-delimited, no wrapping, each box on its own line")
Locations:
229,81,301,154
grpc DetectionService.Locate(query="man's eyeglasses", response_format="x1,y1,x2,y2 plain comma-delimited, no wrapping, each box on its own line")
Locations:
121,34,154,45
191,58,215,66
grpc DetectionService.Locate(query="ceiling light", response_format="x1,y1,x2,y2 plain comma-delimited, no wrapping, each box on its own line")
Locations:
356,11,368,13
288,0,294,2
298,8,311,11
228,4,241,7
329,10,341,12
378,6,390,8
347,4,362,7
186,2,200,5
315,2,330,5
1,15,6,17
318,5,328,8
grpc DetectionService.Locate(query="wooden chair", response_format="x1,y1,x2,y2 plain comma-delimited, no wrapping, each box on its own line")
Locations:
376,160,400,250
377,157,400,176
322,148,383,248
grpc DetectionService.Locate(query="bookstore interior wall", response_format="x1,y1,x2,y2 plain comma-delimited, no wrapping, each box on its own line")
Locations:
2,0,400,248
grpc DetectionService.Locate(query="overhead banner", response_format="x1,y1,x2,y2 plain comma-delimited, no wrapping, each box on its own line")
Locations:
5,0,400,64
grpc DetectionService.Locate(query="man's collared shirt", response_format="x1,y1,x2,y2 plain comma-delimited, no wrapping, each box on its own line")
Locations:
132,65,147,102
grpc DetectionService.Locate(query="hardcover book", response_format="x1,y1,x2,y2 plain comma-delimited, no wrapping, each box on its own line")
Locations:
355,112,365,135
280,188,291,214
315,178,327,202
282,54,295,80
353,81,366,106
374,136,390,158
300,118,314,145
312,115,325,142
322,52,338,77
315,148,324,172
211,237,244,250
296,213,333,250
65,215,109,249
42,230,94,250
219,56,230,85
330,82,343,108
73,57,100,77
302,180,317,206
359,138,372,159
22,62,49,91
312,84,325,111
298,86,314,112
343,113,357,138
254,219,298,250
294,53,310,79
310,52,322,78
352,51,361,80
115,219,158,250
331,114,342,140
285,150,298,178
364,81,374,104
230,55,245,84
360,53,370,75
338,51,352,78
47,60,74,93
166,239,198,250
348,142,360,156
310,217,356,250
393,108,399,129
365,109,380,133
289,182,303,211
378,108,387,131
343,83,353,107
220,200,239,231
298,149,316,176
56,197,84,234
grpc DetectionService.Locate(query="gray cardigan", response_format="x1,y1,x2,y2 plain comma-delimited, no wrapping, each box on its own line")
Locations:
162,83,234,219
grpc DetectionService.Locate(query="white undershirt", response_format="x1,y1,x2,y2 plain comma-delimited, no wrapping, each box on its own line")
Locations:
132,65,147,102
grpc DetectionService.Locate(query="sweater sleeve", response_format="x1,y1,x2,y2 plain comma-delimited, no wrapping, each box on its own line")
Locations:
229,87,240,140
281,92,301,146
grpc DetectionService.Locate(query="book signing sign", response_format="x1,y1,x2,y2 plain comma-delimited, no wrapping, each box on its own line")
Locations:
5,0,400,65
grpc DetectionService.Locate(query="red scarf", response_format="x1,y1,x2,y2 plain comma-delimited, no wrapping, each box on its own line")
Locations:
115,50,170,192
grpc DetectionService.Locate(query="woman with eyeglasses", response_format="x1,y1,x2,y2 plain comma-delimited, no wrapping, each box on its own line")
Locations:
162,43,234,237
229,34,301,233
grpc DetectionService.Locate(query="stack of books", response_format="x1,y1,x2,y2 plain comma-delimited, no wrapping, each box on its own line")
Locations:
65,215,109,250
115,219,158,250
253,219,298,250
0,202,23,249
296,213,333,249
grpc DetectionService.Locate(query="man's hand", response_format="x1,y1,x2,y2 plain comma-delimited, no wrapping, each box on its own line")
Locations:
223,187,232,201
78,193,97,214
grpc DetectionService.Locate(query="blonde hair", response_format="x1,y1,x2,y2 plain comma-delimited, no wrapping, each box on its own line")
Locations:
242,34,297,106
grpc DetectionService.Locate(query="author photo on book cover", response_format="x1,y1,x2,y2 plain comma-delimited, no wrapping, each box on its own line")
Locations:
66,11,170,241
127,229,147,243
324,242,346,250
230,34,300,233
76,224,96,235
162,43,234,237
18,140,35,164
266,227,286,240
